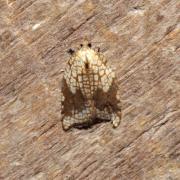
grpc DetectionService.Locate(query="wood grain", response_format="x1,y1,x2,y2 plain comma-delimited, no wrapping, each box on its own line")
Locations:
0,0,179,179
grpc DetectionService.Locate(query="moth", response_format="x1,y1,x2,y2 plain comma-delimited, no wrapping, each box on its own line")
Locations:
61,40,121,130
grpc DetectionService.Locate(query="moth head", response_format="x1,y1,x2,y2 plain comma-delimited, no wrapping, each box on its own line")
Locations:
81,42,101,54
79,39,92,48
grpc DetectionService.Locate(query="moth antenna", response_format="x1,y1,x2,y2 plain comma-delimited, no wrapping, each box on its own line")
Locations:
57,37,118,55
67,48,75,55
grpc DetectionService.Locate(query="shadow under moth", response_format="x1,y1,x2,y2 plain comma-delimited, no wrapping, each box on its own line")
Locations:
61,40,121,130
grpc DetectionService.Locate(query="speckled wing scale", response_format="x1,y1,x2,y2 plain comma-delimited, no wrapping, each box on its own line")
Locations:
61,40,121,130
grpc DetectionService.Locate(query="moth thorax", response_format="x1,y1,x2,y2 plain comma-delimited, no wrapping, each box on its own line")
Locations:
84,56,90,72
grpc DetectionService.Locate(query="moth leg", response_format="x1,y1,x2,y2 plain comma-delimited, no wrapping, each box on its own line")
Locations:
111,111,121,128
62,116,74,130
96,107,121,128
62,108,92,130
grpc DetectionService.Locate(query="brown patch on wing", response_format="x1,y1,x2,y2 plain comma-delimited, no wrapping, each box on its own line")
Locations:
61,78,85,117
94,78,121,112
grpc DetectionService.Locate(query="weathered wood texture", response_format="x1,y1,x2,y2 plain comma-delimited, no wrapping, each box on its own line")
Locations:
0,0,180,179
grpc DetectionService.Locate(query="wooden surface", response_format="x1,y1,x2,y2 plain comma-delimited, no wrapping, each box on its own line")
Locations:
0,0,180,179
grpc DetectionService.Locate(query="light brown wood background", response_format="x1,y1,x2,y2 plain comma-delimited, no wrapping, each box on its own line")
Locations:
0,0,179,179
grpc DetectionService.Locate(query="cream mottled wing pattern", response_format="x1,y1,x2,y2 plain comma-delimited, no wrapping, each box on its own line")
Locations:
61,41,121,130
